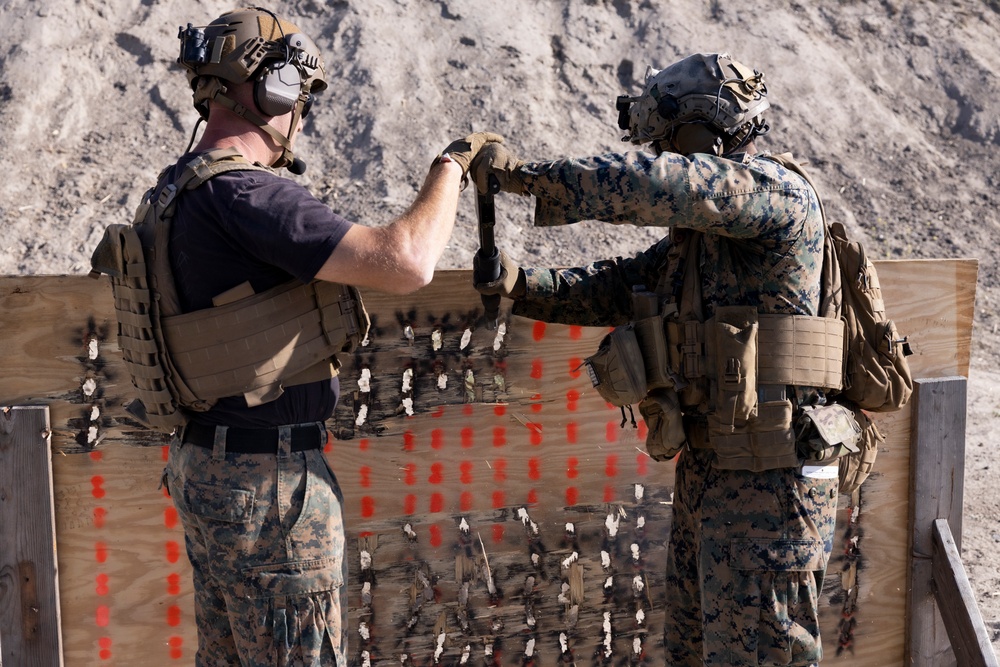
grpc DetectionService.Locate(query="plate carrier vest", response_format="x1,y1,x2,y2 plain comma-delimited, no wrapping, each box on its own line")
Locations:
90,148,370,433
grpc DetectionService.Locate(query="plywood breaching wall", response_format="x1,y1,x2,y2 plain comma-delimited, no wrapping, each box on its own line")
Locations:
0,259,977,667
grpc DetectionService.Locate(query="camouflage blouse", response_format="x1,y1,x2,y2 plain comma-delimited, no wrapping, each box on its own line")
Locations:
511,150,825,328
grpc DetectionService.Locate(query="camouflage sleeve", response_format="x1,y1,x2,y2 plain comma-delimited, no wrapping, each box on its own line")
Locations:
510,236,672,327
520,151,814,242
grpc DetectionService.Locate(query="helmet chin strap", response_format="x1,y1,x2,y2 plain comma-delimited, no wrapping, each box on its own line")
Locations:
210,86,305,172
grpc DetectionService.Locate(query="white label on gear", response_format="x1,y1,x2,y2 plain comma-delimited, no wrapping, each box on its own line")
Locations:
802,463,840,478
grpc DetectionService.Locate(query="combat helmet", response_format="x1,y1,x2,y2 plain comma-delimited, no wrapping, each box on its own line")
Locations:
177,7,327,172
616,53,769,156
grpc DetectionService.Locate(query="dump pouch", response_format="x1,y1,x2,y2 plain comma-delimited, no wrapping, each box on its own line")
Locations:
706,399,797,471
795,403,862,462
583,324,647,407
838,407,883,494
637,388,687,461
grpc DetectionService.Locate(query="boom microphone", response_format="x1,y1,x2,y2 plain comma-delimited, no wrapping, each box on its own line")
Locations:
288,157,307,175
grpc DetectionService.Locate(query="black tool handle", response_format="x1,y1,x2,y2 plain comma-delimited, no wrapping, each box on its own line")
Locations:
474,175,502,330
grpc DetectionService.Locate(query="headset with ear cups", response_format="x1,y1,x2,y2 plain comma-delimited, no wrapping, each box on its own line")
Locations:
253,54,303,117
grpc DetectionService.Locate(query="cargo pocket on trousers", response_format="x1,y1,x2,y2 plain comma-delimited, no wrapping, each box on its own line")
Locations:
182,480,255,524
730,537,826,666
236,560,345,667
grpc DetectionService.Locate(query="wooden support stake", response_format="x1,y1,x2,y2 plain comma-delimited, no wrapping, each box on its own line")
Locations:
932,519,1000,667
908,376,967,667
0,406,64,667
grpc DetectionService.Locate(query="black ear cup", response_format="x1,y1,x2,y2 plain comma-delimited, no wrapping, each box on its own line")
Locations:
253,61,302,117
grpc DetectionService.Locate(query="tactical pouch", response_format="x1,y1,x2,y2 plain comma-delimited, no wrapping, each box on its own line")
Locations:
795,403,863,463
838,407,884,495
632,315,672,391
584,324,647,407
708,399,797,471
637,388,686,461
707,306,759,425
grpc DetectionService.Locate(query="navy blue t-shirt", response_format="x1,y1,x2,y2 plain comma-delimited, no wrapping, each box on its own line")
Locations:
166,153,354,428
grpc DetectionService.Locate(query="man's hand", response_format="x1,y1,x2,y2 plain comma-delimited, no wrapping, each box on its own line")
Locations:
437,132,505,175
473,249,525,299
470,143,527,195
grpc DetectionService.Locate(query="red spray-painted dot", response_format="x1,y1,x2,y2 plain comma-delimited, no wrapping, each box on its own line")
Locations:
638,421,648,440
528,458,541,481
566,389,579,411
404,463,416,486
96,606,110,628
167,605,182,627
161,445,169,461
569,357,582,378
529,423,543,446
98,636,112,660
429,463,443,484
165,541,180,564
526,489,538,505
605,455,619,477
359,438,369,451
429,525,442,547
95,542,108,563
530,359,543,379
91,476,106,499
492,490,505,509
430,493,444,513
460,461,473,484
493,427,506,447
493,524,505,543
96,573,109,596
162,486,170,499
494,404,506,417
432,406,445,418
461,427,474,448
460,492,473,511
637,454,649,476
566,422,578,444
566,457,579,479
493,459,507,482
361,496,375,518
606,422,619,443
532,321,546,341
169,636,183,660
404,494,416,515
403,431,416,451
167,573,181,595
604,485,615,503
463,404,473,416
93,507,106,529
431,429,444,449
569,325,583,340
566,487,578,505
164,507,178,529
90,450,102,461
359,466,371,488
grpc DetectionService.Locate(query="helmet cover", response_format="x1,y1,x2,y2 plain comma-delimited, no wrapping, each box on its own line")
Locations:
622,53,768,148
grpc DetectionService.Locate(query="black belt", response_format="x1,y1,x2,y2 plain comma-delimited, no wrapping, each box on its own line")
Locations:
183,422,325,454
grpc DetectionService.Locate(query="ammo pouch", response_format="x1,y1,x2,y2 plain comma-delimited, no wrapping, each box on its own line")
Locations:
638,389,687,461
583,324,647,407
794,403,862,462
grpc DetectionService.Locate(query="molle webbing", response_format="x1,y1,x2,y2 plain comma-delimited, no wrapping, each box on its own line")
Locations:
162,280,367,407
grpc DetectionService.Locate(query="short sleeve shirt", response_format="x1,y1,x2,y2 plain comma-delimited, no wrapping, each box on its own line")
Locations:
167,154,354,428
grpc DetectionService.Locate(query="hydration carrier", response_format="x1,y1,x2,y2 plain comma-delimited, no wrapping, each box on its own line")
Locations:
90,148,369,433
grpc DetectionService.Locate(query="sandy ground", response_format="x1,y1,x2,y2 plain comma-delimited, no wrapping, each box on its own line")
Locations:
1,0,998,656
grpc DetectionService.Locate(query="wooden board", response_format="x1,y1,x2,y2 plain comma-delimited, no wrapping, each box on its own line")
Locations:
0,259,977,666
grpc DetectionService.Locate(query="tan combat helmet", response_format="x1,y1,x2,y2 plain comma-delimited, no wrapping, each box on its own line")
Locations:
177,7,327,172
616,52,769,156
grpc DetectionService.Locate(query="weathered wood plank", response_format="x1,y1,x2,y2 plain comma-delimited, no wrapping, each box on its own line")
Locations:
932,519,1000,667
908,377,968,667
0,406,65,667
0,260,978,665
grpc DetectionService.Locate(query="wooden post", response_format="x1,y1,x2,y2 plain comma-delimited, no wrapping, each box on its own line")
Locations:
908,376,967,667
0,406,65,667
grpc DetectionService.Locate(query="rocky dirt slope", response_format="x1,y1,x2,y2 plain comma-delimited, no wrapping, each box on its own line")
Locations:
1,0,997,653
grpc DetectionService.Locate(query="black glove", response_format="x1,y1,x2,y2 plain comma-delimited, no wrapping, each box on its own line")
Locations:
473,250,525,299
436,132,505,175
470,143,527,195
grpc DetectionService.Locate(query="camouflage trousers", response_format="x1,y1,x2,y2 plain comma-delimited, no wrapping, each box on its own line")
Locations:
165,426,347,667
664,445,838,666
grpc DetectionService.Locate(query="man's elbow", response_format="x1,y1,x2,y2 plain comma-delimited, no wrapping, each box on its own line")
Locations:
384,259,436,295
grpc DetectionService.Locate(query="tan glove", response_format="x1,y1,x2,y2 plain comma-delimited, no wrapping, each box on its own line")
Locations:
436,132,505,175
473,250,526,299
470,143,527,195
